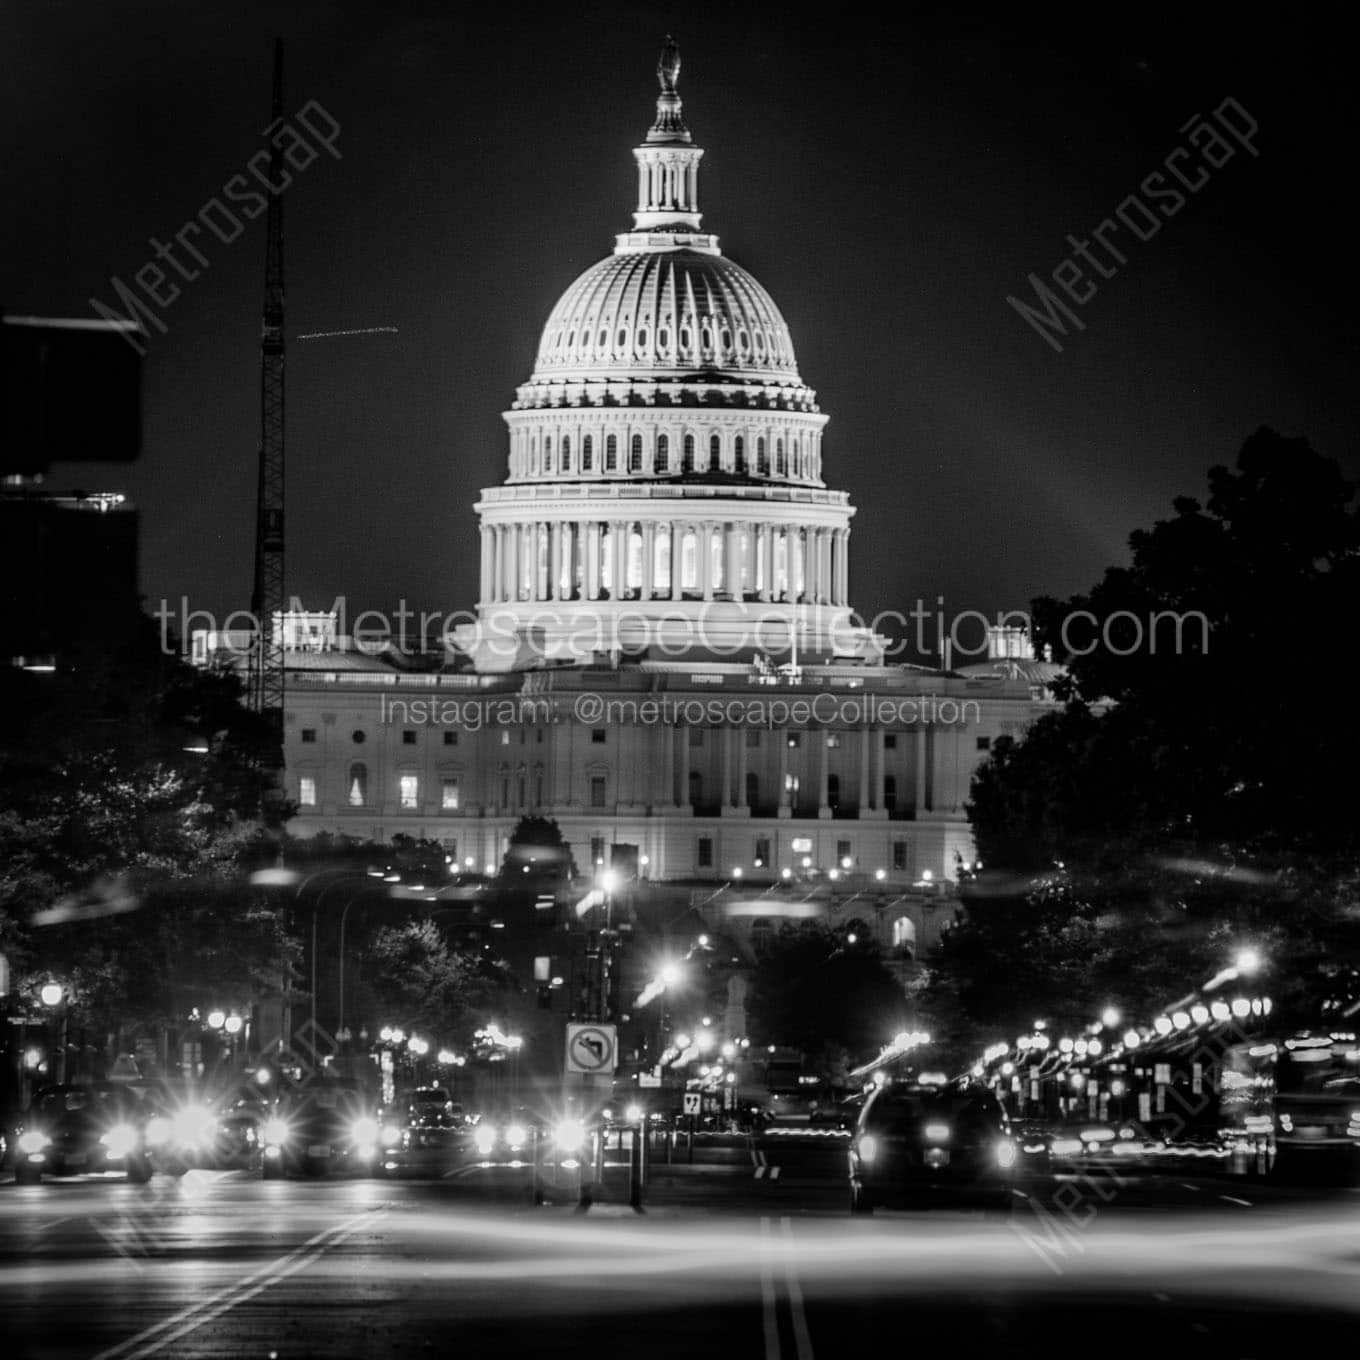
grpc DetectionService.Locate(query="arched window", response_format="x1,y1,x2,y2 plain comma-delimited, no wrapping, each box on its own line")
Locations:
655,434,669,473
605,435,618,471
629,434,643,472
756,437,768,475
775,439,785,476
583,435,594,471
683,434,695,472
709,433,720,469
544,437,553,473
734,436,746,474
348,763,368,807
561,436,571,472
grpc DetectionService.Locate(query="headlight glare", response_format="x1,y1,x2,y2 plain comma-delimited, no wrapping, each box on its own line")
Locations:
506,1121,528,1147
995,1139,1018,1169
553,1118,586,1153
101,1123,139,1159
856,1134,878,1165
473,1125,498,1155
263,1117,291,1146
18,1130,49,1155
351,1116,380,1144
923,1122,951,1143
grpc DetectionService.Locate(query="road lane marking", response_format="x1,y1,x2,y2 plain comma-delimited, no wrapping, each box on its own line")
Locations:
770,1167,781,1181
91,1204,387,1360
780,1217,814,1360
1219,1195,1252,1207
1179,1183,1200,1191
36,1216,79,1232
759,1217,779,1360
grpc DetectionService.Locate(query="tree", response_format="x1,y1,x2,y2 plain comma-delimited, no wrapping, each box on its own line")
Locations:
746,923,909,1063
499,816,578,885
928,429,1360,1039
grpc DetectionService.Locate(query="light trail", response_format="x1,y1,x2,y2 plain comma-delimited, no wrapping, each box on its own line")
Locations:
295,326,399,340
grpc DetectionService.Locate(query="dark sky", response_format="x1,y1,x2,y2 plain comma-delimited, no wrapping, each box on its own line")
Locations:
5,1,1356,653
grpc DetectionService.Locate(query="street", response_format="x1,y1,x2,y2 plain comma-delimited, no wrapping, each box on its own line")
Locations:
5,1152,1360,1359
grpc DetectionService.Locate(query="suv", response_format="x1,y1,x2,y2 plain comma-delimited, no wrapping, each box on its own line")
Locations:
15,1084,153,1184
848,1084,1016,1214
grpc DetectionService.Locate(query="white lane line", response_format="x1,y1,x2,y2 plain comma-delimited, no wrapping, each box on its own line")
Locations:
780,1217,814,1360
91,1205,387,1360
1219,1195,1253,1207
754,1166,766,1179
769,1167,781,1181
1010,1189,1029,1201
1179,1183,1201,1192
36,1215,79,1232
759,1216,779,1360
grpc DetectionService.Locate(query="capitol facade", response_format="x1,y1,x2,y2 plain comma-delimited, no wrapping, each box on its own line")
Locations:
265,42,1056,956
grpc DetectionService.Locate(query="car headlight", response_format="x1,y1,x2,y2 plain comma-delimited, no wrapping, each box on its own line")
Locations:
1050,1137,1083,1156
351,1116,379,1144
145,1116,171,1147
101,1123,139,1159
553,1118,586,1153
381,1123,402,1146
923,1122,951,1143
18,1130,49,1155
855,1134,878,1165
995,1139,1018,1169
505,1121,528,1148
473,1125,498,1155
263,1117,291,1146
171,1106,218,1147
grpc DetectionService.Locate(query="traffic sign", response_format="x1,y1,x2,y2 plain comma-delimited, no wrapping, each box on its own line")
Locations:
683,1092,701,1115
565,1023,617,1075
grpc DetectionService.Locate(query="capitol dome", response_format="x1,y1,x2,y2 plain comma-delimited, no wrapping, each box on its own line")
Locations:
532,249,802,385
455,38,884,671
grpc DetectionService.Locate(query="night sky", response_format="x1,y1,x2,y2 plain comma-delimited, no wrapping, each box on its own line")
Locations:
5,2,1355,657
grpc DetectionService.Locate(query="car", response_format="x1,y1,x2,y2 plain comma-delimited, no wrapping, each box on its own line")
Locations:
848,1084,1017,1214
14,1083,153,1184
261,1077,382,1178
377,1088,471,1176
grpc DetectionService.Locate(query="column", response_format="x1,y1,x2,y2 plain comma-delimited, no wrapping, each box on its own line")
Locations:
662,723,676,808
722,726,734,809
736,726,748,808
642,521,656,600
479,526,492,605
724,523,740,600
871,726,883,811
700,522,714,601
586,523,601,600
820,530,831,604
536,522,549,600
612,521,628,599
489,526,501,603
671,522,683,600
759,525,773,602
777,729,789,816
858,726,871,813
679,726,692,808
818,729,830,816
549,522,562,600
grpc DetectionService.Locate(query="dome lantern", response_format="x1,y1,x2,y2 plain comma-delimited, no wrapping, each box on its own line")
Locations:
620,38,716,253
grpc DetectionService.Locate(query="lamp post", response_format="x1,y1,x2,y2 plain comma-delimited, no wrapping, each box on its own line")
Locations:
40,981,66,1084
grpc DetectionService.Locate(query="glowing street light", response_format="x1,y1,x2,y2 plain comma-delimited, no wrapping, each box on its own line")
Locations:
207,1009,226,1030
1235,947,1263,976
1101,1007,1121,1029
39,982,63,1008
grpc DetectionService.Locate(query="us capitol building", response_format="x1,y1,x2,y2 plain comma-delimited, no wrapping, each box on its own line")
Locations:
238,41,1058,958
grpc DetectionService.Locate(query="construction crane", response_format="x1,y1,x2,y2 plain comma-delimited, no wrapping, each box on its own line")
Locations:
248,37,286,737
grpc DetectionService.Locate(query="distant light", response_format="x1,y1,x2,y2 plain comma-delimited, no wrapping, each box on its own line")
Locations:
602,869,620,894
224,1013,243,1035
1154,1016,1173,1035
841,857,852,870
659,961,684,986
183,742,209,755
674,1033,691,1050
485,863,496,876
1235,947,1263,976
1101,1007,1121,1029
732,867,743,879
464,856,474,868
697,934,710,947
39,983,63,1007
1191,1004,1210,1025
640,854,650,867
846,930,856,943
1059,1037,1074,1053
921,869,933,882
801,857,812,869
828,869,839,881
1123,1029,1142,1048
781,868,792,880
874,869,886,881
438,1049,456,1065
1172,1011,1191,1030
206,1009,226,1030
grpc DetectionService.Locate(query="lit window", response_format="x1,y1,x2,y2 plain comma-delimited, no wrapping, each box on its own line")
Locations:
825,732,841,749
348,763,368,807
399,775,419,809
299,776,316,807
441,778,460,810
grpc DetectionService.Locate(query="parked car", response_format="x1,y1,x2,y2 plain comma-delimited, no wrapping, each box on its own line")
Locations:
848,1084,1016,1214
14,1084,153,1184
262,1077,381,1178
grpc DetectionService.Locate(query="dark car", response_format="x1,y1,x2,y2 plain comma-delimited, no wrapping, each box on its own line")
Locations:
14,1084,153,1184
848,1084,1016,1214
262,1077,381,1178
378,1088,470,1176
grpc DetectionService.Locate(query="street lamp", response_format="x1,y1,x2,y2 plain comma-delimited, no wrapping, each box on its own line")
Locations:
39,982,63,1008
